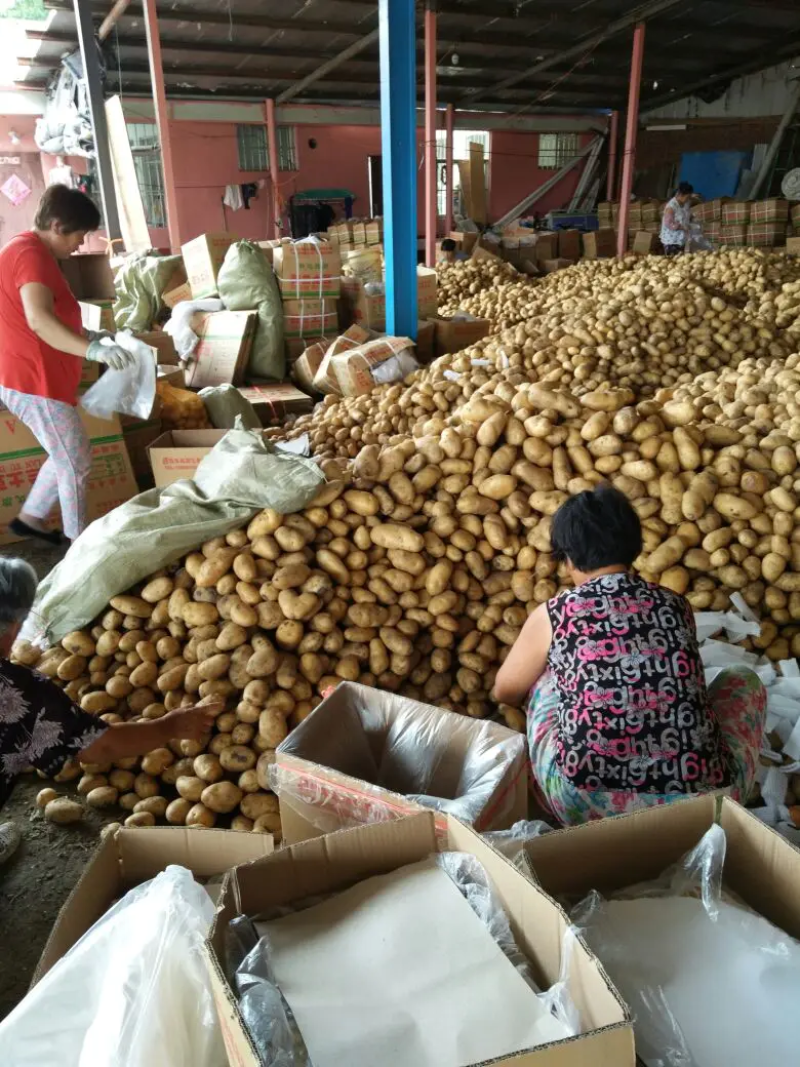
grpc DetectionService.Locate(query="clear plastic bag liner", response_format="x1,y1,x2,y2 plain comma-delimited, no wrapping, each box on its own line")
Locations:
570,825,800,1067
483,818,553,875
230,852,578,1065
370,350,419,386
0,865,226,1067
270,687,526,831
81,332,157,419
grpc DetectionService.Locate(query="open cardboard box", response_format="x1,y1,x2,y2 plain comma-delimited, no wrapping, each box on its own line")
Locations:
148,428,228,487
32,826,274,987
523,797,800,941
205,812,634,1067
273,680,527,843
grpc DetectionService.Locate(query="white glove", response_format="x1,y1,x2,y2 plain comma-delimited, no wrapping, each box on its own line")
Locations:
86,339,136,371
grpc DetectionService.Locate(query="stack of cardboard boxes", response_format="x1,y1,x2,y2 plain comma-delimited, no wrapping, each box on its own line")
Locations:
326,217,383,254
271,240,342,366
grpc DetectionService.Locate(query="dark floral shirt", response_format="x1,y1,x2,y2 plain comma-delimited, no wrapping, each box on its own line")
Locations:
0,658,105,807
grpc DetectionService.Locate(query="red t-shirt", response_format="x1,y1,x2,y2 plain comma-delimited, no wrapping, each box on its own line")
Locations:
0,232,84,405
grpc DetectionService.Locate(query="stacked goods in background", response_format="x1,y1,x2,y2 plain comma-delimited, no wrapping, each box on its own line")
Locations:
19,246,800,835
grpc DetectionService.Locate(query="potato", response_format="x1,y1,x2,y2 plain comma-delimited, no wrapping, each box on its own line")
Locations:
201,781,243,814
141,576,174,603
259,709,288,747
253,812,282,839
134,795,169,817
176,775,206,801
109,595,152,619
141,748,174,776
62,631,95,656
125,811,156,828
36,787,59,808
166,797,193,825
219,745,257,772
86,785,119,808
370,524,425,552
240,792,279,820
193,754,224,783
80,691,117,714
44,798,84,824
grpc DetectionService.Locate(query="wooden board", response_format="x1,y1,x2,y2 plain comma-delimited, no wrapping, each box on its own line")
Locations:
457,160,473,219
104,95,151,253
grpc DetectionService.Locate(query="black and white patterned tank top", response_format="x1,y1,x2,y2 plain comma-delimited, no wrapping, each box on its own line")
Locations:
546,572,726,794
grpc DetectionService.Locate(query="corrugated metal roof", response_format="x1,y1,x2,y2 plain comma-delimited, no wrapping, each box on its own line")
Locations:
16,0,800,113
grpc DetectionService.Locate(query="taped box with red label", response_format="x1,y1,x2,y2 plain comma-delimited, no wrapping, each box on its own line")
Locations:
271,680,527,844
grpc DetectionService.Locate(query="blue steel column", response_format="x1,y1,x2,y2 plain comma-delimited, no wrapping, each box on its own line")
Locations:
379,0,418,339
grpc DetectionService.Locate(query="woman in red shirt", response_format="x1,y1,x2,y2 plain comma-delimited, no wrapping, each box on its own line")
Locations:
0,185,135,544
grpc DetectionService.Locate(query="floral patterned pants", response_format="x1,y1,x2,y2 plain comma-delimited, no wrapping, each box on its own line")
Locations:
0,387,92,541
526,666,767,826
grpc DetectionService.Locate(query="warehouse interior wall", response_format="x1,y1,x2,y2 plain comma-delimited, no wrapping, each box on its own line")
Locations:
488,130,596,221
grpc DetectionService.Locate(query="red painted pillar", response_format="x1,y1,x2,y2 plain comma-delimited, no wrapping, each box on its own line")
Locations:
142,0,181,251
607,109,619,203
616,22,645,257
424,4,437,267
444,102,455,237
265,98,280,240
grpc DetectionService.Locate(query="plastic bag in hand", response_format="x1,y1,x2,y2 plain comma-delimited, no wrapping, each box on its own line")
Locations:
0,865,227,1067
81,331,157,420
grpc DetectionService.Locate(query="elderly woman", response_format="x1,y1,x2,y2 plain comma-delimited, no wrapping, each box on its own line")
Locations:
493,486,767,825
0,558,221,864
659,181,694,256
0,185,136,545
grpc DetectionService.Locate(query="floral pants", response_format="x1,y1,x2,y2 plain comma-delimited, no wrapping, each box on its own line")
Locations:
526,667,767,826
0,387,91,541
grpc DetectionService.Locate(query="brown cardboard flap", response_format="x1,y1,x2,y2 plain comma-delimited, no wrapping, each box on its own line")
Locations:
524,795,717,898
719,798,800,940
117,825,273,886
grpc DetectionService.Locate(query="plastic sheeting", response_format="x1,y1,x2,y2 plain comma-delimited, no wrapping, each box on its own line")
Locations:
0,865,226,1067
573,825,800,1067
165,299,224,360
113,253,185,333
24,427,324,646
217,241,284,381
199,384,261,430
81,333,157,419
270,682,526,832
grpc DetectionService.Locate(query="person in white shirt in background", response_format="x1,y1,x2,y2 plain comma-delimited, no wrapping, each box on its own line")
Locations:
660,181,695,256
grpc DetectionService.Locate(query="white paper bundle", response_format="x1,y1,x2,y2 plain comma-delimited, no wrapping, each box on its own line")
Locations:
257,859,569,1067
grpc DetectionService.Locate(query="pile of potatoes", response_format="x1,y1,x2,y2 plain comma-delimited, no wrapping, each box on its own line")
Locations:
17,248,800,831
437,259,538,329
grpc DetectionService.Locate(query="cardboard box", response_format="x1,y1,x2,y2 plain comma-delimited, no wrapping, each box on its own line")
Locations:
78,299,115,333
0,410,138,544
162,280,192,309
148,428,228,488
33,826,274,986
157,364,186,389
434,315,491,356
184,311,257,390
417,266,438,318
273,681,526,842
720,224,748,246
415,318,436,363
582,228,616,259
450,230,480,254
747,221,787,247
316,334,415,398
365,219,382,245
181,232,236,299
340,277,386,331
134,330,179,365
557,228,582,260
291,340,327,392
205,813,634,1067
523,796,800,953
285,334,333,365
238,383,313,424
122,416,163,487
751,198,789,224
256,239,281,265
632,231,658,255
533,233,560,261
541,258,576,273
722,201,750,226
273,241,341,300
282,298,339,339
60,253,116,300
787,236,800,255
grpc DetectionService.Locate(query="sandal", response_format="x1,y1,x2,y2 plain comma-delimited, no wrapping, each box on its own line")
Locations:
9,519,68,546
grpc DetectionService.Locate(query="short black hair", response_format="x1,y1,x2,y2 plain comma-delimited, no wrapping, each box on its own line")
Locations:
551,485,643,571
35,185,101,234
677,181,694,196
441,238,457,252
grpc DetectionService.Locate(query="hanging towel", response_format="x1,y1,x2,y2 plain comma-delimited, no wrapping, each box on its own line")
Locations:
223,184,244,211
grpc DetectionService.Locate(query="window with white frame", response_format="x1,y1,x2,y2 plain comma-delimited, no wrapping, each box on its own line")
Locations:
126,121,166,228
236,124,298,172
436,129,490,218
538,132,579,170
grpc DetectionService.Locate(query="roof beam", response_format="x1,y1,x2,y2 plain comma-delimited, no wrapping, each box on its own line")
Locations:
98,0,131,41
27,29,326,60
459,0,691,105
277,26,379,104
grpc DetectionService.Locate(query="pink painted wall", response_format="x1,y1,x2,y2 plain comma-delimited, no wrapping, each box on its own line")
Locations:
488,130,595,221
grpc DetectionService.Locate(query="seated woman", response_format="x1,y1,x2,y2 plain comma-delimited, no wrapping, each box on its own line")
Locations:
493,485,767,825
